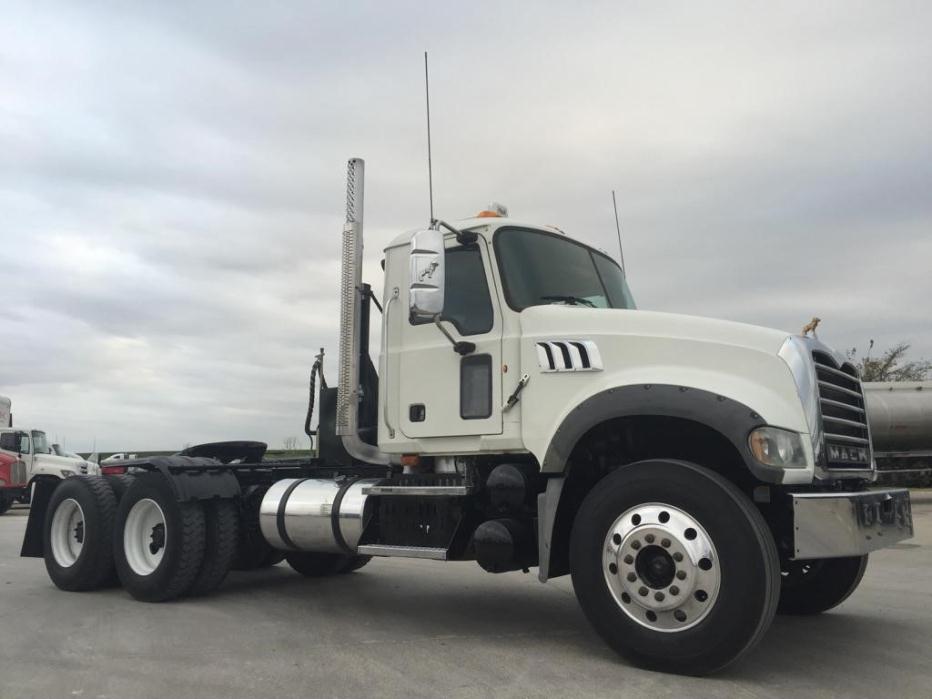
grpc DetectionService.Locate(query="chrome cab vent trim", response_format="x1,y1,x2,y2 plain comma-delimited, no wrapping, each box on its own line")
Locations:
536,340,603,373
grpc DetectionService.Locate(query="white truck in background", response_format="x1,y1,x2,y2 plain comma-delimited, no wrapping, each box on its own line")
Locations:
0,406,99,513
21,160,914,675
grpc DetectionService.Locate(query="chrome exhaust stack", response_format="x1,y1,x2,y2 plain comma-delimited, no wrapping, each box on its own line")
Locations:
336,158,389,464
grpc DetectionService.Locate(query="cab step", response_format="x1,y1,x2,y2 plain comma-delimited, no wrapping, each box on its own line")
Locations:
356,544,449,560
361,485,469,496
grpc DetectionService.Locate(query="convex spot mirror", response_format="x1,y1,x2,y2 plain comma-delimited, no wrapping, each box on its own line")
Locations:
409,228,445,320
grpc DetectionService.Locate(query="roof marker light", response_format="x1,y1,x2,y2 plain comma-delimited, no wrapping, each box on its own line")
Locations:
477,201,508,218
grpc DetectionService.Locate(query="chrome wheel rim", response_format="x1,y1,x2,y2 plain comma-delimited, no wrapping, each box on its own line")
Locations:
603,502,721,632
124,498,167,576
50,498,85,568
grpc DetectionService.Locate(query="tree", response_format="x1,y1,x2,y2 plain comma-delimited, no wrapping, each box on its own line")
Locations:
847,340,931,382
282,436,299,451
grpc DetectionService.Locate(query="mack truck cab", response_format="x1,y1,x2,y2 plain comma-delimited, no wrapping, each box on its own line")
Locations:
0,427,98,512
22,158,913,676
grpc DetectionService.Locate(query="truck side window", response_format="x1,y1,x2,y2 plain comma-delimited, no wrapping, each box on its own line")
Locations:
412,245,494,336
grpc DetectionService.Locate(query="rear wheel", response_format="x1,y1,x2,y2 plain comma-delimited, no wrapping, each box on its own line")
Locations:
286,551,356,577
569,460,780,676
231,486,281,571
43,476,118,591
188,499,239,596
114,474,206,602
778,555,868,615
339,555,371,573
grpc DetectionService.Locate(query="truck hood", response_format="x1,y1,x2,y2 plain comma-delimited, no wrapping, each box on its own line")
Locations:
518,306,789,356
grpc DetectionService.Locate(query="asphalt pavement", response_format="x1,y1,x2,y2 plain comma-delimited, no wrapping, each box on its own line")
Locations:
1,500,929,699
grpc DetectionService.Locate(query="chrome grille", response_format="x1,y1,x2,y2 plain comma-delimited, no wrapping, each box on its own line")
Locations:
12,459,27,485
812,350,871,468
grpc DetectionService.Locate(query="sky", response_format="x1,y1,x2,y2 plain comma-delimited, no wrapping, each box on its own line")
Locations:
2,1,930,452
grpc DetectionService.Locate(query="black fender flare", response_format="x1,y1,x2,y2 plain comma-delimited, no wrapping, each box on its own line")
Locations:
132,455,242,502
536,384,781,581
541,384,779,480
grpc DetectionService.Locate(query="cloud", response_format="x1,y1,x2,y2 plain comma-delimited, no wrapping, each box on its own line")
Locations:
1,1,930,450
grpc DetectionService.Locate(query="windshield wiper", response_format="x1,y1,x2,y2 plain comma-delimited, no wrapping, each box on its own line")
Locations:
540,295,596,308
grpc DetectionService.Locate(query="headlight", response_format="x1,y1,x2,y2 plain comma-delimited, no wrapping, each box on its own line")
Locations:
778,336,820,435
60,470,75,478
749,427,807,468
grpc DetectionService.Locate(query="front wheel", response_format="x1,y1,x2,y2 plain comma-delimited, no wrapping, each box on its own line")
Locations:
0,491,14,515
569,460,780,676
778,555,868,615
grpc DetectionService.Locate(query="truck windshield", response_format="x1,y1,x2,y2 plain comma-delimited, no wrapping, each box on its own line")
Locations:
31,431,51,455
494,227,636,311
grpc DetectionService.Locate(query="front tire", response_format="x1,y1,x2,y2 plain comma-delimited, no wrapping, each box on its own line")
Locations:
0,491,14,515
569,460,780,676
43,476,118,591
778,555,868,615
114,473,206,602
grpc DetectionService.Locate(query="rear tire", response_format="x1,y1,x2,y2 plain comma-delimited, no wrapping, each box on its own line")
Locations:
104,474,136,503
778,555,868,615
231,486,281,571
339,555,371,573
569,460,780,676
286,551,353,577
188,500,239,596
114,473,206,602
43,476,118,591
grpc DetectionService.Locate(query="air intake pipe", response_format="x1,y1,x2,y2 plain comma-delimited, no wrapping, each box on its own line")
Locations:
336,158,389,465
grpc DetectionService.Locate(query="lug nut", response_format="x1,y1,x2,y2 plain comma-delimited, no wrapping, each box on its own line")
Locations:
639,587,648,597
673,552,684,562
654,592,665,602
661,538,671,548
631,540,641,550
676,570,687,580
645,534,655,544
626,572,637,582
670,586,679,596
624,555,634,564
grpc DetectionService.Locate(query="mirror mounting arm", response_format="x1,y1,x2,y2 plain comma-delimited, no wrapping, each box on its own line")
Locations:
433,315,476,355
432,219,478,245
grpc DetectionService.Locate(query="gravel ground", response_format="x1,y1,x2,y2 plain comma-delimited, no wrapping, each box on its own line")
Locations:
1,499,929,699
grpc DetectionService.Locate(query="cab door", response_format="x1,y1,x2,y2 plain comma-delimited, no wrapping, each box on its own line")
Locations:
398,236,503,439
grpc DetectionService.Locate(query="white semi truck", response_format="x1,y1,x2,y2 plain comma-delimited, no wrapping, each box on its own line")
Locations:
0,397,99,513
21,160,913,675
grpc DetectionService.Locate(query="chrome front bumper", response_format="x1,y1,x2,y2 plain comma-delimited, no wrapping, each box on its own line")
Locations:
792,489,913,560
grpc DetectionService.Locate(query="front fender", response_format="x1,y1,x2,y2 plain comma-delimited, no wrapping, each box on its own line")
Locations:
541,384,790,483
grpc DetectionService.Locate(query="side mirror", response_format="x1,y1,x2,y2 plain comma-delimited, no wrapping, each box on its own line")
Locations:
409,228,445,320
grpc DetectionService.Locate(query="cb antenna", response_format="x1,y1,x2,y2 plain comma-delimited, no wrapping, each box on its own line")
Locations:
611,190,626,272
424,51,434,223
